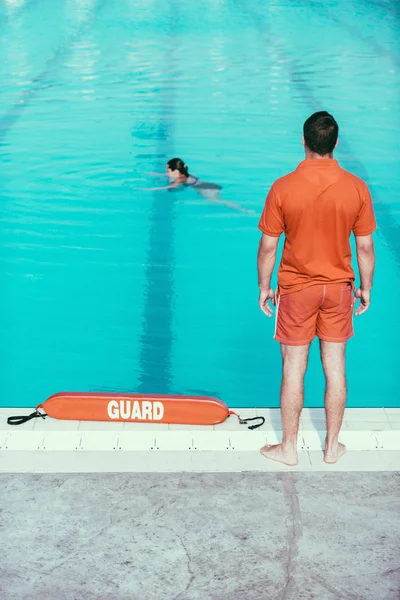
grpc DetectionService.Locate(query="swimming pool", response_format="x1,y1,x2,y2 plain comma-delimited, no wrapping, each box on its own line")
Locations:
1,0,399,409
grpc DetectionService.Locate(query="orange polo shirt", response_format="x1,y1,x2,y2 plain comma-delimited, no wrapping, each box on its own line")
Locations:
259,159,376,295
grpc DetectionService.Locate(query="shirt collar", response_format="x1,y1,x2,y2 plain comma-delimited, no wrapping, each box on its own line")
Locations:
297,159,339,169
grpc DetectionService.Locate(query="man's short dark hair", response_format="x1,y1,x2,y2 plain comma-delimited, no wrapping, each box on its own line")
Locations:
303,111,339,155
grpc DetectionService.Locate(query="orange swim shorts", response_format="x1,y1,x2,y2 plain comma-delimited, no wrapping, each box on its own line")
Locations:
274,283,354,345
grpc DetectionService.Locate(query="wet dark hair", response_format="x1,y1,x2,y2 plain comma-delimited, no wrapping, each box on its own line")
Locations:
303,111,339,155
167,158,189,177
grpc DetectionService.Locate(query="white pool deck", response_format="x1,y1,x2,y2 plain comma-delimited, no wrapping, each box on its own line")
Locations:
0,407,399,473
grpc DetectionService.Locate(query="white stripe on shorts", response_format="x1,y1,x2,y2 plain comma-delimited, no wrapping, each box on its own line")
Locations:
273,291,280,340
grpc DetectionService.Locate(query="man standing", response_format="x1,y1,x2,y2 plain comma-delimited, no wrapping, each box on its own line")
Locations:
258,111,376,466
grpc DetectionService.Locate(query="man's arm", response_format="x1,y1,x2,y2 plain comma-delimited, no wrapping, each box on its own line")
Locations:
354,234,375,316
258,233,280,317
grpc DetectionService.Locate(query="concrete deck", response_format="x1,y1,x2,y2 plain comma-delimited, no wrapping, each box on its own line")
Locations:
0,472,399,600
1,408,400,472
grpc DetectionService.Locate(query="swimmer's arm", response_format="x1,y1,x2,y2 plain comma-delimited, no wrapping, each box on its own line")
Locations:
146,172,168,177
141,179,183,191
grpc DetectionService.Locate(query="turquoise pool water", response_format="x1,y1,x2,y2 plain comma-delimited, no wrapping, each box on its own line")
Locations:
1,0,399,409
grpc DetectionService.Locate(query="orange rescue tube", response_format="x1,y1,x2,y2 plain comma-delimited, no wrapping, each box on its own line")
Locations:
37,392,230,425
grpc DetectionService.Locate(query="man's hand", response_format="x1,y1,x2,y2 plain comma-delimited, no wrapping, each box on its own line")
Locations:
259,288,276,317
354,288,371,316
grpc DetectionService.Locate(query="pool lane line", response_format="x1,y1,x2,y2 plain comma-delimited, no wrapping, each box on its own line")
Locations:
0,0,176,395
366,0,400,18
301,0,400,68
233,0,400,261
136,173,175,395
137,16,179,394
0,0,108,144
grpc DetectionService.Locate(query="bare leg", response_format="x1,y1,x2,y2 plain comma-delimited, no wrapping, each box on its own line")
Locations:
261,344,310,466
320,340,347,464
198,190,255,215
214,199,256,215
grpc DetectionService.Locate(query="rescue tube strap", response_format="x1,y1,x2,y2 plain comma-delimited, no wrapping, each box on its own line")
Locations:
7,410,47,426
229,411,265,430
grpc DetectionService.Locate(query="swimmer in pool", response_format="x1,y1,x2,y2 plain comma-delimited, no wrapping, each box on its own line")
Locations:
146,158,254,215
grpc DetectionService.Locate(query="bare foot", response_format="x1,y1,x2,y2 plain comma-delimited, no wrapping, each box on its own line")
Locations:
260,444,298,466
324,442,346,464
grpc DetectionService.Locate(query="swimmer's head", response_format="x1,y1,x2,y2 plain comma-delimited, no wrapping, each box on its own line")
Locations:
303,111,339,156
167,158,189,180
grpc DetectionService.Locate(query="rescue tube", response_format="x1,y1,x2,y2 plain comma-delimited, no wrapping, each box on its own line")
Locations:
7,392,265,429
